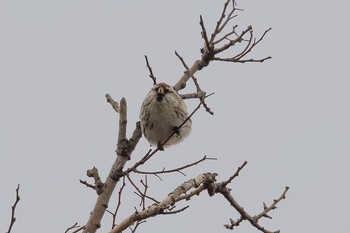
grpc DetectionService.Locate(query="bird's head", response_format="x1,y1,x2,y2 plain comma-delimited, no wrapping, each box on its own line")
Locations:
154,83,173,101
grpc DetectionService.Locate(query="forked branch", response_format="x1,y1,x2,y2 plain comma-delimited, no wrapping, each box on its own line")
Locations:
82,97,142,233
109,173,218,233
221,186,289,233
173,0,271,91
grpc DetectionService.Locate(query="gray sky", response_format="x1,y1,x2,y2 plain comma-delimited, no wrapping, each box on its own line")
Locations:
1,0,349,232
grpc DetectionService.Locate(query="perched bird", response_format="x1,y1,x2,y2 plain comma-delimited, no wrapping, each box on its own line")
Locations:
140,82,192,149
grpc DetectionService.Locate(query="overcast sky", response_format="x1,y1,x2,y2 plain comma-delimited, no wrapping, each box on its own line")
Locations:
1,1,349,233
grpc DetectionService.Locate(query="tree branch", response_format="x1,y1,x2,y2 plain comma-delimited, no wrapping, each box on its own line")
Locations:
144,55,157,85
173,0,271,92
86,167,104,195
219,186,289,233
82,97,142,233
109,173,218,233
199,161,289,233
6,184,20,233
79,180,96,190
134,155,216,175
175,50,214,115
107,176,126,230
65,223,84,233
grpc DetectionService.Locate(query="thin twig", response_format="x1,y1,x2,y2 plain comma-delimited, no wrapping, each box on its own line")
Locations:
108,176,126,230
254,186,290,221
236,27,272,60
6,184,20,233
125,174,160,204
162,206,189,215
71,226,85,233
199,15,211,51
129,220,146,233
175,50,214,115
220,161,248,186
65,223,83,233
144,55,157,85
210,0,234,43
140,176,149,210
214,56,271,63
223,216,244,230
214,25,238,45
134,156,216,175
79,180,96,190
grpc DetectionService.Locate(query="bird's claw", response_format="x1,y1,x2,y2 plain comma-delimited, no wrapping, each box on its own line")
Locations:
173,126,180,136
157,142,164,151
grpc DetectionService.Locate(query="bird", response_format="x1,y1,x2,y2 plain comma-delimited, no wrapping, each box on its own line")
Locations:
139,82,192,150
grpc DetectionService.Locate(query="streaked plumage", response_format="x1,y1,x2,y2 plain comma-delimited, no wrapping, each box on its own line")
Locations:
140,83,192,148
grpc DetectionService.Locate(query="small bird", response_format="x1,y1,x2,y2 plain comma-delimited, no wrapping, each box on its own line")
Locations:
140,83,192,149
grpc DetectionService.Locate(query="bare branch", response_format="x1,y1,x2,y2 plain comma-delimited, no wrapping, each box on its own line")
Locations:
111,99,143,180
65,223,84,233
220,161,248,187
139,176,149,210
175,50,214,115
162,205,189,215
235,27,272,60
83,97,142,233
214,56,271,63
179,91,206,100
109,173,218,233
79,180,96,190
223,216,244,230
214,25,252,54
176,184,207,202
210,0,235,43
134,156,217,175
105,94,120,113
202,164,289,233
125,174,160,205
144,55,157,85
213,27,273,63
87,167,104,195
65,222,78,233
214,25,238,45
107,176,126,230
71,226,85,233
6,184,20,233
117,97,127,142
254,186,290,221
199,15,211,52
174,1,271,92
129,220,146,233
124,149,155,174
219,186,289,233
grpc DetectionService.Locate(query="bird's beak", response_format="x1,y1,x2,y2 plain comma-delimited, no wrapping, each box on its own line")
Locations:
157,86,165,95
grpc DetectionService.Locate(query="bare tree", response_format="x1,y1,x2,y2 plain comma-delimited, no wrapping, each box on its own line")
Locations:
64,1,288,233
